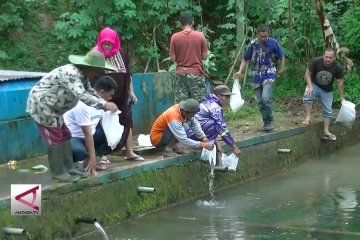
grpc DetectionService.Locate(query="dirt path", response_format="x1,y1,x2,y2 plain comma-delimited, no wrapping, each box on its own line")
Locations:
227,98,329,141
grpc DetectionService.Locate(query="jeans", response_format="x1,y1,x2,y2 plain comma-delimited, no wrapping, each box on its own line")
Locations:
71,125,109,162
155,128,177,150
303,84,333,118
255,83,273,124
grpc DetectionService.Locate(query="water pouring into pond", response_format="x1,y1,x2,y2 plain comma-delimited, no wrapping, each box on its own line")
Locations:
94,221,109,240
75,217,109,240
197,160,222,207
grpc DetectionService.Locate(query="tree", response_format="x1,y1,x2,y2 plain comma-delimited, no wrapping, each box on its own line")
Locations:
314,0,353,72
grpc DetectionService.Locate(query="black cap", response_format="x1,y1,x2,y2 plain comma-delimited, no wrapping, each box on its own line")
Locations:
179,99,200,113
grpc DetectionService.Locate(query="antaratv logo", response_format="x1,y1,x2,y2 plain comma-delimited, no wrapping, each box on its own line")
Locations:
11,184,41,215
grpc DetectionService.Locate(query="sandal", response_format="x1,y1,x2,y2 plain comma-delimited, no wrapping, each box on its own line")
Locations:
301,120,311,125
83,160,108,170
124,155,145,161
322,134,336,141
96,163,108,170
99,155,111,165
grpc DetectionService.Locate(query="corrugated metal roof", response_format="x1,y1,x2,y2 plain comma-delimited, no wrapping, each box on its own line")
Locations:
0,70,47,82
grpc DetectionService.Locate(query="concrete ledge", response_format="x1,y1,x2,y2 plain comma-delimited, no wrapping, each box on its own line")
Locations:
0,121,359,239
0,127,306,203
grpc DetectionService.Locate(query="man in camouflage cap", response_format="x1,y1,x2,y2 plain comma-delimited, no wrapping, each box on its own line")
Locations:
187,85,241,159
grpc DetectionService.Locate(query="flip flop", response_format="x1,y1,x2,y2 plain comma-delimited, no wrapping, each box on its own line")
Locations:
321,134,336,141
95,163,107,170
301,120,311,125
124,155,145,161
99,156,111,165
83,161,107,170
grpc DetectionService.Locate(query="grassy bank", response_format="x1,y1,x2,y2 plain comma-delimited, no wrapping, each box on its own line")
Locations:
223,71,360,122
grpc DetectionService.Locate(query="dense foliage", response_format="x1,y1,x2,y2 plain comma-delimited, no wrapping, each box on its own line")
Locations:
0,0,359,102
339,6,360,59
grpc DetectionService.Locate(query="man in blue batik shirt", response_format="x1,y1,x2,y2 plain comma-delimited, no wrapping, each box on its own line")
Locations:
236,24,285,132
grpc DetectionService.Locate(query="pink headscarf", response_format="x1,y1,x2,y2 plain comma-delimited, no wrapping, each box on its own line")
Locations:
93,27,121,58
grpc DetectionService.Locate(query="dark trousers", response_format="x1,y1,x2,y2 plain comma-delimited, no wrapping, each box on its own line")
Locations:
71,125,109,162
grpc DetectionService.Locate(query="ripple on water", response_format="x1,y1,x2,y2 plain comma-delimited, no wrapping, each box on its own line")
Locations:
196,199,225,208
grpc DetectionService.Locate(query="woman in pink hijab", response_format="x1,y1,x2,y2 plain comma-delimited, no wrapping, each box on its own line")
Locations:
93,27,144,161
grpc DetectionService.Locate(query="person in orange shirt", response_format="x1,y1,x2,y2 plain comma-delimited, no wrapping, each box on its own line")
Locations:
150,99,214,157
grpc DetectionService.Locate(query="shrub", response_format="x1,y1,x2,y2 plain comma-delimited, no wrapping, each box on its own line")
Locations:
339,7,360,59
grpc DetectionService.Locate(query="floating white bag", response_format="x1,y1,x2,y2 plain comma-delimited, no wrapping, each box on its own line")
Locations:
230,79,244,112
221,153,239,171
102,110,124,150
137,134,153,147
200,145,217,166
335,100,356,127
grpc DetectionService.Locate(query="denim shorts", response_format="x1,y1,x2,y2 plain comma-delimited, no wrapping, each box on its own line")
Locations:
303,84,333,118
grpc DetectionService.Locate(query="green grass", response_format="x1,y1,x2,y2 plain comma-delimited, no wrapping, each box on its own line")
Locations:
224,104,258,121
273,70,306,100
223,74,298,121
224,69,360,124
340,73,360,105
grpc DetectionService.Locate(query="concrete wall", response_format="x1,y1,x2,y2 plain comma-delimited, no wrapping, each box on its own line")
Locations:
0,80,36,121
0,118,46,162
131,72,175,133
0,72,176,164
0,121,359,239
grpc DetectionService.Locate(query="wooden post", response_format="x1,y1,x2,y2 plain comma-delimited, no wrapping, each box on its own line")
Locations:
225,38,246,86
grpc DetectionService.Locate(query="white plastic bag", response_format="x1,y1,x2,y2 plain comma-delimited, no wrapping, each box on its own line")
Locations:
102,110,124,150
230,79,244,112
335,100,356,127
137,134,153,147
200,145,217,166
221,153,239,171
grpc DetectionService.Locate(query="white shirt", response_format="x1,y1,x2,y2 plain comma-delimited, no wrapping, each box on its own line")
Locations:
64,101,105,139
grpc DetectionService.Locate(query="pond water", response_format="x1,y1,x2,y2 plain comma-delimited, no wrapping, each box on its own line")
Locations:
83,143,360,240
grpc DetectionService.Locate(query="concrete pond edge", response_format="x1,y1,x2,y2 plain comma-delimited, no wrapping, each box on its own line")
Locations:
0,121,359,239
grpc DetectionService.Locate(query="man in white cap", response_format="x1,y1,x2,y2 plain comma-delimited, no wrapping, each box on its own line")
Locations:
26,50,118,182
187,85,241,157
150,98,214,157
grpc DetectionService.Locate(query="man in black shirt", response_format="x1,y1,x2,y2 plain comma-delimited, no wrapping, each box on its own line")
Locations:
302,47,345,141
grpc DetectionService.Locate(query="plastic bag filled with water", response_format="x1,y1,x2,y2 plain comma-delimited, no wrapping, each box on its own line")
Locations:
335,100,356,127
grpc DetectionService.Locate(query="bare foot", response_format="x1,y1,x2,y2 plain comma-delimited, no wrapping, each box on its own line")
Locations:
163,149,179,158
301,119,311,125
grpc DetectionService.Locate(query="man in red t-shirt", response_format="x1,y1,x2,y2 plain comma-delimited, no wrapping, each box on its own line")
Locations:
169,12,208,103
